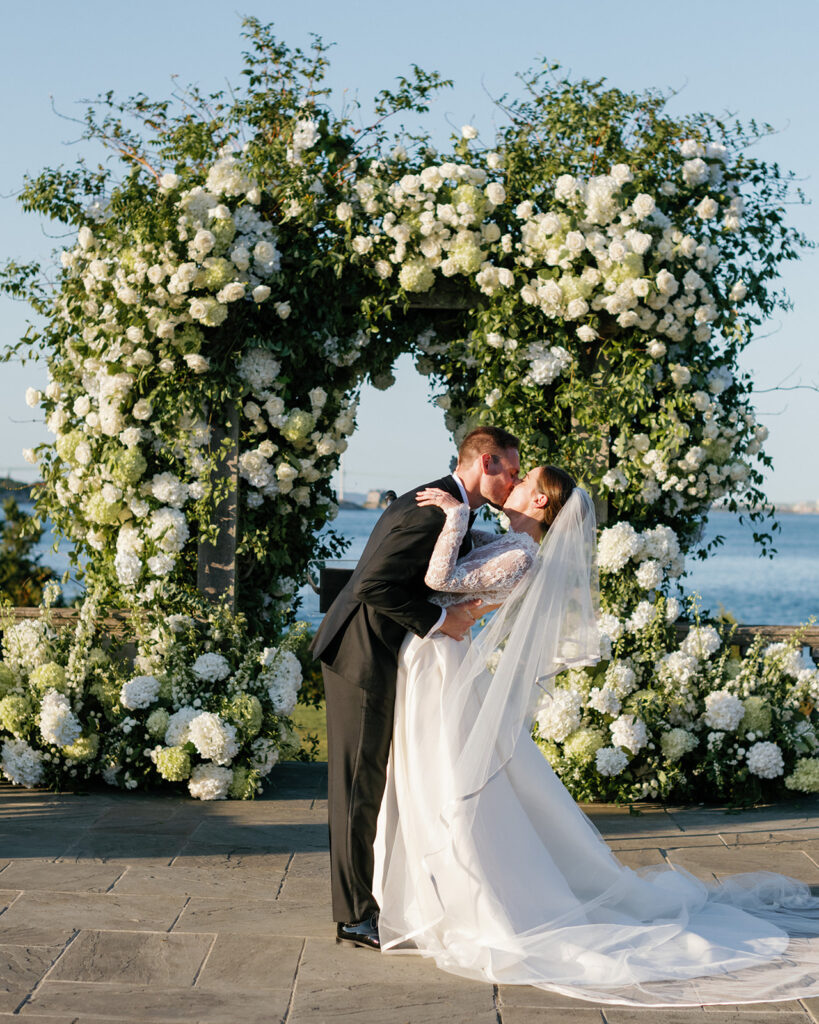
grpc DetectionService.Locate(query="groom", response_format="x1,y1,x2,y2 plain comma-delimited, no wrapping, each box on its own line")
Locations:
311,426,521,949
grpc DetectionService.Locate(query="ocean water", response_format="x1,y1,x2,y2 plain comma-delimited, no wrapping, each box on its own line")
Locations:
6,503,816,627
296,508,819,629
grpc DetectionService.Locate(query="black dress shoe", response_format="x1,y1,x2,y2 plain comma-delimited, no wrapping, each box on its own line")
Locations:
336,913,380,950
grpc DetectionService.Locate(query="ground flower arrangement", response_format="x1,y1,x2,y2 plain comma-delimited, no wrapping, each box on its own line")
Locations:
0,594,305,799
534,594,819,805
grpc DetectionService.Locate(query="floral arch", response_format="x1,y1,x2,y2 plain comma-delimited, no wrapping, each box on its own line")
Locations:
0,19,815,802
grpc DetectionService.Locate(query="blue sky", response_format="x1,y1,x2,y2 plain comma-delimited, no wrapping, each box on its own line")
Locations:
1,0,816,501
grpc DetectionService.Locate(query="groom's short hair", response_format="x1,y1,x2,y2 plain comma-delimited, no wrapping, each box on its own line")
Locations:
457,426,520,466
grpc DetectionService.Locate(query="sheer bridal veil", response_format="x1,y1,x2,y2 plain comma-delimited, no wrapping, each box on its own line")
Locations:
441,486,600,803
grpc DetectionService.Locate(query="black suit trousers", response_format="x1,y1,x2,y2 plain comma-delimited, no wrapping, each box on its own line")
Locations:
323,664,395,923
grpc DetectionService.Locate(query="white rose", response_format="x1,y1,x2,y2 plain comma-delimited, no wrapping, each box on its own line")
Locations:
461,124,478,140
336,203,353,221
252,285,271,303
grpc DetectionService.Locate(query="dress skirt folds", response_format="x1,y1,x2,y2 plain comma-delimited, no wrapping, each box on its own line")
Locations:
374,632,819,1007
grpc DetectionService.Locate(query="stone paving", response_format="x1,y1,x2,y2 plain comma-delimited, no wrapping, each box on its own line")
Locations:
3,764,819,1023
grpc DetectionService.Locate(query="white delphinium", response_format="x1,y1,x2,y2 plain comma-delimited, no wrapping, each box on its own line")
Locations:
165,707,200,747
120,675,161,710
261,647,303,715
534,689,583,743
702,691,745,731
187,712,239,766
38,690,82,747
595,746,629,777
762,642,804,679
746,741,785,779
1,739,44,787
610,714,648,754
192,653,231,683
188,764,232,800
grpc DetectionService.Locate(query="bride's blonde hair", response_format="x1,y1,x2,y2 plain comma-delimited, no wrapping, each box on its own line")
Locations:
534,465,576,531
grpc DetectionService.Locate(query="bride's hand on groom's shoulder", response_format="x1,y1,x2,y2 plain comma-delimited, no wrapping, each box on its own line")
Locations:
416,487,462,512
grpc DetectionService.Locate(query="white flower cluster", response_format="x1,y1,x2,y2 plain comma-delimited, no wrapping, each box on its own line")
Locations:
38,690,82,747
261,647,303,715
597,521,683,592
747,741,784,779
534,689,583,743
120,675,160,710
610,713,648,754
188,763,233,800
1,738,44,787
187,712,239,766
191,653,231,684
703,691,745,731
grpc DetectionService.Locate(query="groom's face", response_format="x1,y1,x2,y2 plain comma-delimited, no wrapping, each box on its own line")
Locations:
480,448,520,508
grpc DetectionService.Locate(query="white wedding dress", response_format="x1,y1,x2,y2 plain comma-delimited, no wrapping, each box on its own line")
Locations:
373,503,819,1007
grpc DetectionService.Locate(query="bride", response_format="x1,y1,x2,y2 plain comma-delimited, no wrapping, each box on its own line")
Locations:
373,465,819,1007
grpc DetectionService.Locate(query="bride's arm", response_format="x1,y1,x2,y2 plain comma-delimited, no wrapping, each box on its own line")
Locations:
427,534,534,594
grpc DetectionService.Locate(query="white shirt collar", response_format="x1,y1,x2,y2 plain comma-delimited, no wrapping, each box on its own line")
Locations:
451,472,471,508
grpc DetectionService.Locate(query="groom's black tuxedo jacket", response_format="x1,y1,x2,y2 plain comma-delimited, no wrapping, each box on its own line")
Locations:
311,475,473,692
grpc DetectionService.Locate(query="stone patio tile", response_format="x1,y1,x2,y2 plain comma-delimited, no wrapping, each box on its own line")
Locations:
0,891,187,937
195,933,302,990
0,892,18,914
0,1015,78,1023
179,800,322,824
501,1011,606,1023
0,831,77,859
184,821,328,853
0,860,125,893
59,832,187,863
49,930,213,985
172,896,331,938
607,834,726,851
111,858,289,899
291,937,495,1022
604,1012,808,1023
170,849,283,872
702,1003,807,1013
0,945,62,1013
720,829,819,846
665,845,819,883
615,849,666,869
24,981,289,1023
498,984,606,1008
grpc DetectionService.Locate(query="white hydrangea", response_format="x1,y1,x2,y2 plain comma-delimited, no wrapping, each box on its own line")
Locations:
191,653,231,683
747,741,785,779
534,689,583,743
627,601,656,633
188,763,233,800
610,714,648,754
237,348,281,392
703,690,745,731
1,738,44,787
588,687,621,716
598,614,624,643
635,559,664,590
2,620,51,672
605,661,637,697
147,508,189,553
595,746,629,777
39,690,82,747
120,675,160,710
661,727,697,762
657,650,699,685
150,473,188,508
597,522,643,572
665,597,683,623
187,712,239,766
165,706,200,747
681,625,721,659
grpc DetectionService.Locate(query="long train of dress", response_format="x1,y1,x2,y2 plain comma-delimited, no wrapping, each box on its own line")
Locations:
373,631,819,1007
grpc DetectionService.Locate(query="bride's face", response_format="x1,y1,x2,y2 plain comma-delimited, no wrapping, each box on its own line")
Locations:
502,469,543,515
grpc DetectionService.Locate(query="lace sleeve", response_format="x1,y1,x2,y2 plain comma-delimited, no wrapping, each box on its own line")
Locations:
426,508,535,595
471,528,500,548
424,504,469,591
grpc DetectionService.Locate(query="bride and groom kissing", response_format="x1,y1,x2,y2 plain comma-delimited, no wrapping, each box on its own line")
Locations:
311,425,819,1007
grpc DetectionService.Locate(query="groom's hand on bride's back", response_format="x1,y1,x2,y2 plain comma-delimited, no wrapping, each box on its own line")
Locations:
438,600,483,641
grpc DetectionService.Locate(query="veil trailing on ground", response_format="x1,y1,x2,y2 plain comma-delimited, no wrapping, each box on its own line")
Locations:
441,486,600,802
